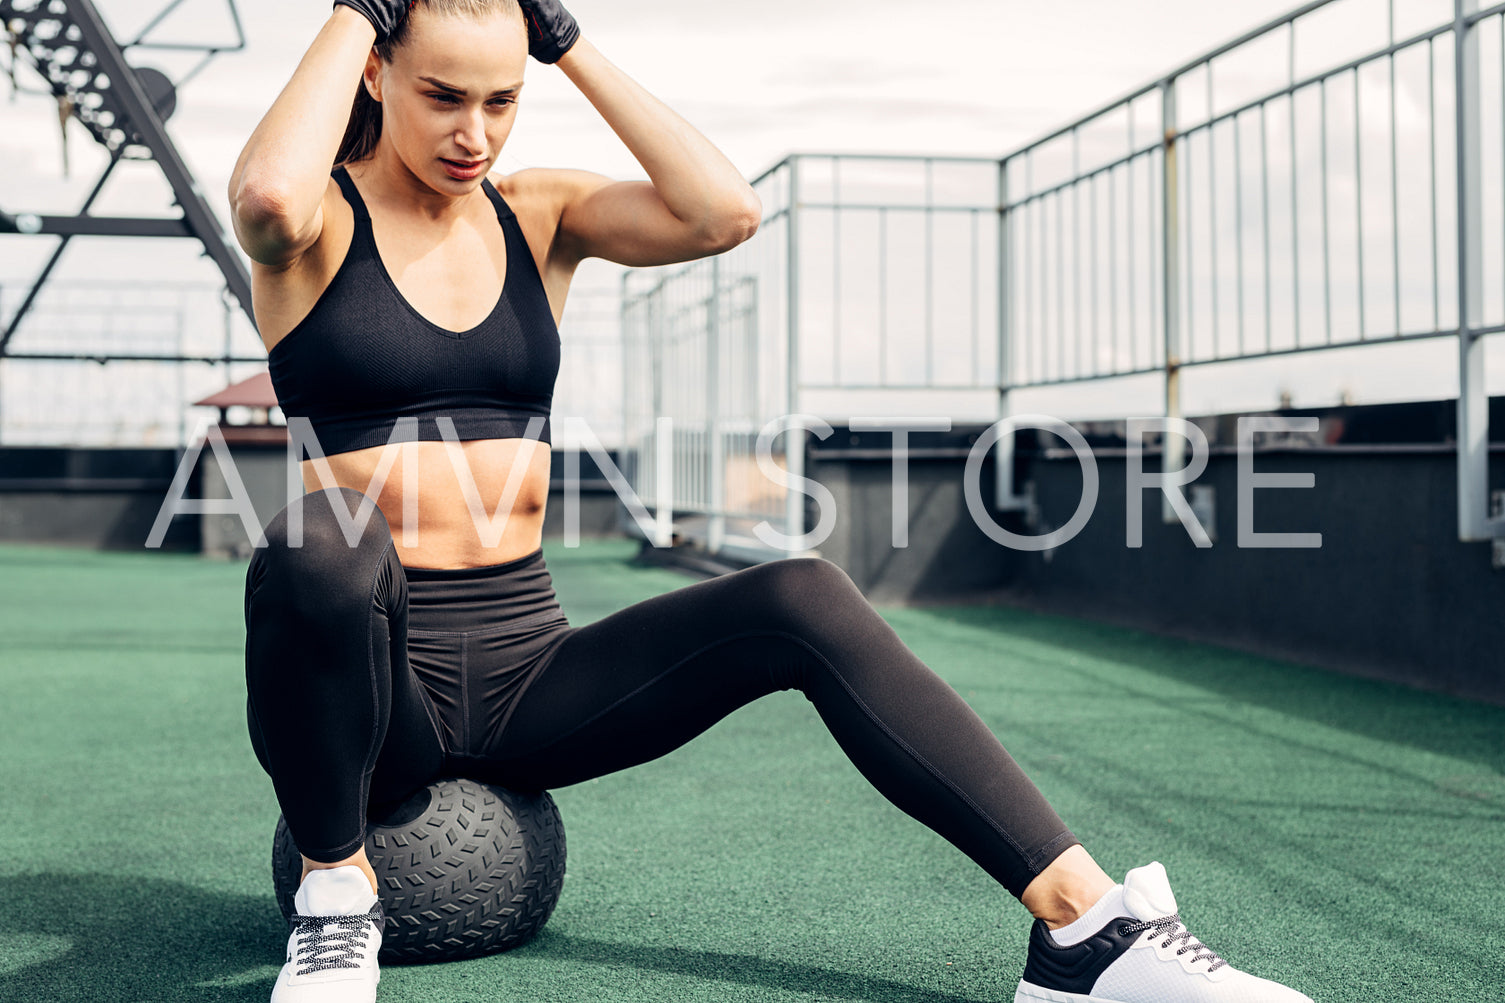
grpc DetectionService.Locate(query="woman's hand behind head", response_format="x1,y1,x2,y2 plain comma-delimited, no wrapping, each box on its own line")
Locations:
516,0,580,64
334,0,415,42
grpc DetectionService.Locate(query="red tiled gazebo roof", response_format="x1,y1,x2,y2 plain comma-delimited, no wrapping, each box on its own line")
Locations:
193,370,277,410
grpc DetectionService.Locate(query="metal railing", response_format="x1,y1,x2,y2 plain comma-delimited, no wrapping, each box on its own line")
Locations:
620,153,1000,554
998,0,1505,544
623,0,1505,551
0,279,262,447
550,287,631,451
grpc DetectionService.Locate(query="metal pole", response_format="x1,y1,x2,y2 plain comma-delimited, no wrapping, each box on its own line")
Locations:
655,415,673,547
784,157,805,542
878,208,887,384
1109,160,1118,366
619,269,634,508
1236,111,1247,354
1128,111,1138,365
1389,0,1402,336
925,157,935,385
996,156,1028,511
1321,78,1333,343
1290,24,1303,347
649,281,663,530
1454,0,1492,541
1354,67,1367,339
177,303,187,448
971,208,982,378
1022,186,1033,382
834,160,843,382
1056,188,1066,379
222,287,234,369
1072,131,1083,376
1261,101,1273,353
1091,168,1100,367
1428,38,1440,332
1149,131,1158,370
1208,66,1220,358
1162,79,1184,522
707,256,726,553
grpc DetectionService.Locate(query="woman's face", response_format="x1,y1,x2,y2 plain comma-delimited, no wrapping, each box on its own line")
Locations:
367,5,528,192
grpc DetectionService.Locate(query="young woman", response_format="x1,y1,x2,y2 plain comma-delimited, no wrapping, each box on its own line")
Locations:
230,2,1314,1001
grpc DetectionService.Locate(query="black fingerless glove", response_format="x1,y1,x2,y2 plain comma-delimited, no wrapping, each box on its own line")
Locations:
334,0,412,42
517,0,580,63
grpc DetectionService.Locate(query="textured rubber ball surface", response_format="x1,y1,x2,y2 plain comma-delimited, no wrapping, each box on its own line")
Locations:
272,778,567,964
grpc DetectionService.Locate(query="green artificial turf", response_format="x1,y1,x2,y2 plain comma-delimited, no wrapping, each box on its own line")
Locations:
0,538,1501,1002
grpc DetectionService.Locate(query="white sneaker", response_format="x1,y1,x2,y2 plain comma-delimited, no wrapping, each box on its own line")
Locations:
1014,862,1313,1003
270,865,383,1003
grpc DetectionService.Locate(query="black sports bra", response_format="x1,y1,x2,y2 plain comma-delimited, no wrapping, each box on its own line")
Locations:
267,166,561,457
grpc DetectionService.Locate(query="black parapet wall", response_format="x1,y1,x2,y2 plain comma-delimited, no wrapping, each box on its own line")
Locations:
800,397,1505,704
0,446,198,551
0,443,625,555
807,424,1030,602
543,447,622,540
1009,431,1505,706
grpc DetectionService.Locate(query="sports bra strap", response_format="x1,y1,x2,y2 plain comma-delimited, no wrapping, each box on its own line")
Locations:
332,165,371,222
481,178,517,221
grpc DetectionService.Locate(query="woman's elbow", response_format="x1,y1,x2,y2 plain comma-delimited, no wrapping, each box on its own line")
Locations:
700,188,762,255
229,181,309,264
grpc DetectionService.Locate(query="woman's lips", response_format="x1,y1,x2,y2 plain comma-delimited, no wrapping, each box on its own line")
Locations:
441,158,487,180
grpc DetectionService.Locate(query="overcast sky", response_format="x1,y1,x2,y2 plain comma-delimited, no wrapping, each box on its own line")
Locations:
2,0,1309,269
1,0,1494,424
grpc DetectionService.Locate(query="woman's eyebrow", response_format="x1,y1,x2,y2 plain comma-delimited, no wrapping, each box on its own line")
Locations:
418,75,524,97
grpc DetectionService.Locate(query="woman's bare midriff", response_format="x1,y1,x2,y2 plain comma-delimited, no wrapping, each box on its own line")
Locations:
300,436,552,569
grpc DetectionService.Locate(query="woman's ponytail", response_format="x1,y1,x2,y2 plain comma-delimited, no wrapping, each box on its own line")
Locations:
336,76,384,165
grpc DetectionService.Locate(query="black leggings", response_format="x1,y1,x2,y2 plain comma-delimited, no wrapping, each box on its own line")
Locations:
244,487,1078,897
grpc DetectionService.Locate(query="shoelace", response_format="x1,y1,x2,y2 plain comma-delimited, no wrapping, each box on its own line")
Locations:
1119,913,1229,971
288,910,377,976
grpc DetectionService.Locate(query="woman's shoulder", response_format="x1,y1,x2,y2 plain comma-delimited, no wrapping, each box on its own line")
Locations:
490,167,613,218
488,167,614,270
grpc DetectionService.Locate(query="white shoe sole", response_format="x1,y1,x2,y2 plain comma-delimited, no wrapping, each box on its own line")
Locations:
1015,981,1118,1003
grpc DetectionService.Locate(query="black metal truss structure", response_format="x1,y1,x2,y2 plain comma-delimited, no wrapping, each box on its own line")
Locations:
0,0,254,357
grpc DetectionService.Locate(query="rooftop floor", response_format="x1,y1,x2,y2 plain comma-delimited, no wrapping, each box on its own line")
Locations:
0,537,1499,1002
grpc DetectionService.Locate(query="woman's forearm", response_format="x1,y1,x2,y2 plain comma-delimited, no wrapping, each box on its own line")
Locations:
554,36,760,231
228,8,375,261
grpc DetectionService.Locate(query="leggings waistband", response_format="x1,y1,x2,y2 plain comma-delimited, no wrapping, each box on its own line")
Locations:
400,547,565,632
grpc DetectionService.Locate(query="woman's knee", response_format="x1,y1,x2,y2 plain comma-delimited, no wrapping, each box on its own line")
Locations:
260,487,391,553
715,557,909,698
735,556,868,631
249,487,396,613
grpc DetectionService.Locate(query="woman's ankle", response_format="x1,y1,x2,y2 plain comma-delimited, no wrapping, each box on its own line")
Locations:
1019,845,1118,929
